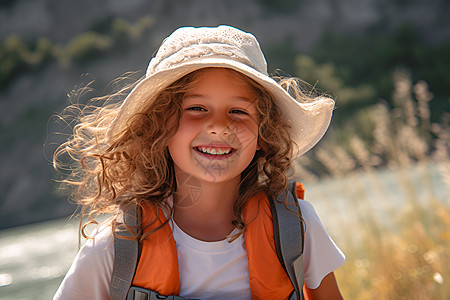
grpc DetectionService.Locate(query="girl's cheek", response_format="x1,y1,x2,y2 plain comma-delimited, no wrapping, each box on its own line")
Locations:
235,123,259,146
178,116,200,131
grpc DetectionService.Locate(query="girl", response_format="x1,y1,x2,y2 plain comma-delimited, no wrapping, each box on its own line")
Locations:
53,25,345,300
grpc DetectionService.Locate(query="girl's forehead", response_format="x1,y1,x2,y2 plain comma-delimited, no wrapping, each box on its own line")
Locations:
187,68,256,94
191,68,251,84
182,68,259,111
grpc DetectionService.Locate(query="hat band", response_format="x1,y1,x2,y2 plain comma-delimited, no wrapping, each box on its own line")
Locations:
147,43,267,76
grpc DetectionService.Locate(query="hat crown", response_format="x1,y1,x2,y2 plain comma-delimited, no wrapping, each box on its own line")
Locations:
146,25,268,76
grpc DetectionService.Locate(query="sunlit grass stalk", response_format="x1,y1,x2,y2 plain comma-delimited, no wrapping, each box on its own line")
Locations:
297,69,450,299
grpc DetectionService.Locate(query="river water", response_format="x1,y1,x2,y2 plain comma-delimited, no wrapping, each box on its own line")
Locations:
0,219,78,299
0,164,448,299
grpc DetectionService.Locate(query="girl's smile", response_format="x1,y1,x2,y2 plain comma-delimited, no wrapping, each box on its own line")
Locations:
168,68,260,184
194,145,236,159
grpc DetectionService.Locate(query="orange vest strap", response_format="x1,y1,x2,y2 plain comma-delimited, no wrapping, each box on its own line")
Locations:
295,182,305,200
132,202,180,295
243,193,295,299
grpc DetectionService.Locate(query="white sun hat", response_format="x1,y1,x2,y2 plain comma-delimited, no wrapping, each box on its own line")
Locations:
109,25,334,157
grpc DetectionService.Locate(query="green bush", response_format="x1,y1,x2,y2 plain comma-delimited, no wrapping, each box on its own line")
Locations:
312,25,450,101
295,54,375,105
309,25,450,131
264,37,298,75
0,15,154,88
0,35,26,86
0,36,54,88
62,32,112,64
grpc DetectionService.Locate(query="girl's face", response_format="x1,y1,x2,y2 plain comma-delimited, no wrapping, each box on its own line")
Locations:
168,68,260,185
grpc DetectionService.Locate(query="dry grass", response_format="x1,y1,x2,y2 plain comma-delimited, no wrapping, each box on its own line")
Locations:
296,69,450,299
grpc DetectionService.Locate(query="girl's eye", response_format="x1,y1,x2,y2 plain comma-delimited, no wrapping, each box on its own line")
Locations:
230,109,248,115
186,106,206,112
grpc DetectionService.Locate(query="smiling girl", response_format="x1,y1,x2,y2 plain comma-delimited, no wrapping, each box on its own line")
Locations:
53,25,345,300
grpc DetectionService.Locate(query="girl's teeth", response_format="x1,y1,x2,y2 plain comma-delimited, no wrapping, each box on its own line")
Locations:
198,147,231,155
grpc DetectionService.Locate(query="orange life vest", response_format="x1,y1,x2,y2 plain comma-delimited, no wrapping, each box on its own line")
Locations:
132,184,305,300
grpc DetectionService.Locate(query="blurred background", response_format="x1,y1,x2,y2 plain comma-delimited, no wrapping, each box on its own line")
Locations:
0,0,449,299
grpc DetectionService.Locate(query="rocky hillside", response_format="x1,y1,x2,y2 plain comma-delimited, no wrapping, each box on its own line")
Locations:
1,0,449,229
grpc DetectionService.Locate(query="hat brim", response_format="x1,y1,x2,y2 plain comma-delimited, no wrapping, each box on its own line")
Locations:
109,57,334,157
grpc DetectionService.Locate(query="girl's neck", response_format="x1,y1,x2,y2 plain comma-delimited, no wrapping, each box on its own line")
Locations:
172,176,240,242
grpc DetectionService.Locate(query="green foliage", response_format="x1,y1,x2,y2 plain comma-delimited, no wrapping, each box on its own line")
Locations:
418,41,450,96
295,54,375,105
264,37,298,75
89,16,116,34
293,53,376,144
0,15,154,90
111,18,130,42
312,25,450,101
0,35,26,85
0,35,53,87
111,16,153,41
299,25,450,144
111,16,154,51
62,32,112,65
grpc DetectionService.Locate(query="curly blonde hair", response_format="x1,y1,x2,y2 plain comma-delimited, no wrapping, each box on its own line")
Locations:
54,67,317,240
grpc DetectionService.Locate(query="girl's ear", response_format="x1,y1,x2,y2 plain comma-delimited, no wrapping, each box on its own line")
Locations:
256,138,262,151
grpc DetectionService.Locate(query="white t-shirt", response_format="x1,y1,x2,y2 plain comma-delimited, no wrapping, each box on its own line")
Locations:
53,200,345,300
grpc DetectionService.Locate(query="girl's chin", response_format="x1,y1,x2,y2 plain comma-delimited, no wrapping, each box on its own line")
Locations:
183,167,242,185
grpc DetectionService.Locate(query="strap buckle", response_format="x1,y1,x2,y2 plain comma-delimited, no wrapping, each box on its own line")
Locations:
127,286,199,300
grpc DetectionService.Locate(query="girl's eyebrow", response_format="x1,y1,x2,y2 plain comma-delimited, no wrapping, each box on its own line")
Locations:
233,96,255,103
184,94,255,103
183,93,204,99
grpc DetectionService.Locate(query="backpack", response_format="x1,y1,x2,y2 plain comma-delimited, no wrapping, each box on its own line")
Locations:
110,181,305,300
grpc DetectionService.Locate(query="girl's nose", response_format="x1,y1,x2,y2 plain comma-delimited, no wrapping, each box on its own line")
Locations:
206,113,231,136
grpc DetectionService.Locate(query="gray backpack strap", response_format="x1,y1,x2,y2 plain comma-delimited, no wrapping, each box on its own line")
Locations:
269,181,305,300
110,204,141,300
